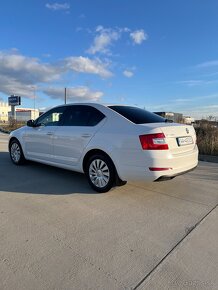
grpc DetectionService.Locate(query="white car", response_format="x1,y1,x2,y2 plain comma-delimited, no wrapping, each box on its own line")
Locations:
9,103,198,192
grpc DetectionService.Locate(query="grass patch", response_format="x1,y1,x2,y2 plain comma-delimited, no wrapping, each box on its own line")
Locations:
195,121,218,156
0,119,26,133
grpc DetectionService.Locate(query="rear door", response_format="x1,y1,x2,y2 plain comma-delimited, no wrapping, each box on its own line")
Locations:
53,105,105,166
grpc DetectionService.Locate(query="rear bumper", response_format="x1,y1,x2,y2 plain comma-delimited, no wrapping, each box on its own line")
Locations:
115,145,199,182
154,166,197,181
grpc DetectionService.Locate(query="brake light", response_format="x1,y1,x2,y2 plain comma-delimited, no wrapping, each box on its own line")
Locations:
139,133,169,150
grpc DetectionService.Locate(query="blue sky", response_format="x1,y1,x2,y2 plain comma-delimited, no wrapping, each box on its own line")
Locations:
0,0,218,119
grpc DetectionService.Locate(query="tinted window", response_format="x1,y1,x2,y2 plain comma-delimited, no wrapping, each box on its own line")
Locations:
63,105,105,126
35,106,66,127
109,106,166,124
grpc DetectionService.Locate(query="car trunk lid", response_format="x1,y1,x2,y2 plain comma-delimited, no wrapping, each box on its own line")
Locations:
160,123,196,154
138,123,196,154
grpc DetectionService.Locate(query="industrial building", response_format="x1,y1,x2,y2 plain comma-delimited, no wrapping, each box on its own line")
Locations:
183,116,195,125
8,108,39,121
154,111,183,123
0,101,39,122
0,102,11,122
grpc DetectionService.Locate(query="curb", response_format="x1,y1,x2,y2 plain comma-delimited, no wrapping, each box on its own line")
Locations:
199,155,218,163
0,128,10,134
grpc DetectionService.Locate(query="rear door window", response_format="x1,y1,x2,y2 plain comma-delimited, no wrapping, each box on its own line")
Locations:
63,105,105,126
109,106,165,124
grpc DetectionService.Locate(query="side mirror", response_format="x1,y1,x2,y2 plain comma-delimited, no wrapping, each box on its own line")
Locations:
27,120,35,127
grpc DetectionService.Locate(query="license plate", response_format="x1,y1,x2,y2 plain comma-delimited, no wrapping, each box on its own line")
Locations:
177,136,193,146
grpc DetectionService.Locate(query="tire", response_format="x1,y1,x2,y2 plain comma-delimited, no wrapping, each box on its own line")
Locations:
9,139,26,165
85,154,115,193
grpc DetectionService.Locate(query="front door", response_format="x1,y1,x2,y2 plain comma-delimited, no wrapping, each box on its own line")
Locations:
24,106,66,162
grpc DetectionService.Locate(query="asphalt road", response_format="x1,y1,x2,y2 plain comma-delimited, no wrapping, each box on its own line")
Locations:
0,132,218,290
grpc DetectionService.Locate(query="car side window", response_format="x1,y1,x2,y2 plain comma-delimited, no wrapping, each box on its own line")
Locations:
35,106,66,127
63,105,105,127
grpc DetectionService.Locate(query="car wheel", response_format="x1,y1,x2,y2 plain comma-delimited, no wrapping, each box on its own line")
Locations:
9,139,26,165
85,154,115,193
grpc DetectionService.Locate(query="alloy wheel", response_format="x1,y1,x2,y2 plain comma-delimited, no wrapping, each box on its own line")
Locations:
89,159,110,188
10,142,21,163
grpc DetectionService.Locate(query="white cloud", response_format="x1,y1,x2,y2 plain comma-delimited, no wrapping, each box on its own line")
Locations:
96,25,104,32
43,86,103,101
149,95,218,119
196,60,218,68
123,70,134,78
175,94,218,102
64,56,113,78
0,51,111,98
0,75,37,97
130,29,148,44
0,51,61,97
87,26,148,54
177,80,218,86
183,105,218,119
87,26,120,55
177,80,207,86
45,2,70,11
0,52,61,83
79,14,85,19
122,27,131,33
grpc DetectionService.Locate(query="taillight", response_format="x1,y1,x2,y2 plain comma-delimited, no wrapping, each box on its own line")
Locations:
139,133,169,150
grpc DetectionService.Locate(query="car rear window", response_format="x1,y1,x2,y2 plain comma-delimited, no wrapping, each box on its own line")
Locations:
108,106,166,124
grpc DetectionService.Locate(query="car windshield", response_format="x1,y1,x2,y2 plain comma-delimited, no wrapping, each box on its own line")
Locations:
109,106,166,124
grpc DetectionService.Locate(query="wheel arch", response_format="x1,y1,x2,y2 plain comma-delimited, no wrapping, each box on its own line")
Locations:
82,149,113,172
9,136,26,164
9,136,26,158
9,137,21,150
82,149,126,185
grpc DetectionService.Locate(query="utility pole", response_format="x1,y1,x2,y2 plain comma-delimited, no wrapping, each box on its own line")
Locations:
33,86,36,119
64,87,67,104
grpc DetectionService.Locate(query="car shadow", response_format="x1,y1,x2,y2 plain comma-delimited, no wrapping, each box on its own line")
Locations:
0,152,98,195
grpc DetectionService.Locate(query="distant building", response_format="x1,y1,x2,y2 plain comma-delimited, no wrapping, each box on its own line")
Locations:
8,108,40,122
154,112,183,123
183,116,195,125
0,101,10,122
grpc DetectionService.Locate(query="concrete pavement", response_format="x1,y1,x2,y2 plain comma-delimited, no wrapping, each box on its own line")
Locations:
138,206,218,290
0,132,218,290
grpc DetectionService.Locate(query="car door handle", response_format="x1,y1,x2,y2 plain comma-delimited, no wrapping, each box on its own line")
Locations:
46,132,54,136
81,134,92,138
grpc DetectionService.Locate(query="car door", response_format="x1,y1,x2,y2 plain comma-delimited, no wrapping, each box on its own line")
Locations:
53,105,105,166
24,106,66,162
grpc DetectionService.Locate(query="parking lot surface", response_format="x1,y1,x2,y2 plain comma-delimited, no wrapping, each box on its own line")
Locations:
0,132,218,290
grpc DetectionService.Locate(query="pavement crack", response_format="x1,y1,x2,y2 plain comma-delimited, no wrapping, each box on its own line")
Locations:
132,203,218,290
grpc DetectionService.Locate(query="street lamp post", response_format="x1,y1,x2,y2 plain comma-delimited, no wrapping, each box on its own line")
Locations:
64,87,67,104
34,88,36,119
31,86,36,120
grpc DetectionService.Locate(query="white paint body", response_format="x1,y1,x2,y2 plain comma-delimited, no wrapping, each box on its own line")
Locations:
9,103,198,182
